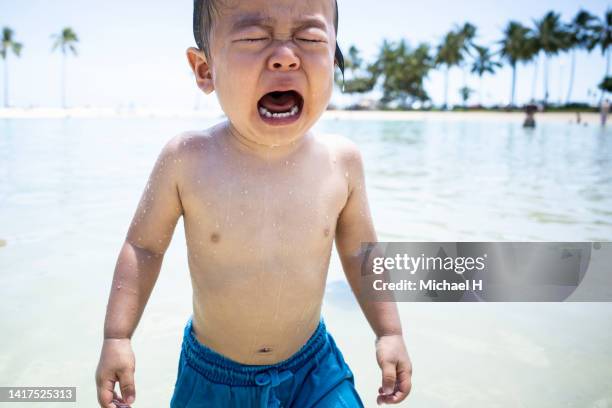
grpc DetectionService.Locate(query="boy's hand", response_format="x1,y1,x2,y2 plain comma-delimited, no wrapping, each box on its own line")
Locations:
95,338,136,408
375,334,412,405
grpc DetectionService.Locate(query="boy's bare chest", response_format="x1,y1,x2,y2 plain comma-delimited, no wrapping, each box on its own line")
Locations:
180,159,348,259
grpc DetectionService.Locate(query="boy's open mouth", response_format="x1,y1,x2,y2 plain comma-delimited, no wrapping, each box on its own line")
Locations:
257,90,304,126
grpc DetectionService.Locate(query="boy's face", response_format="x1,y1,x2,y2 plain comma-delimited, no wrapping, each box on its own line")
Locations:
188,0,337,147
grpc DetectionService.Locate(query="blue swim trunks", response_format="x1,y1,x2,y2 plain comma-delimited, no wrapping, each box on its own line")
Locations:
170,316,364,408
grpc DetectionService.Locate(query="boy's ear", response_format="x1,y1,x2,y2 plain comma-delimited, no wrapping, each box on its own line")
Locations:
186,47,214,94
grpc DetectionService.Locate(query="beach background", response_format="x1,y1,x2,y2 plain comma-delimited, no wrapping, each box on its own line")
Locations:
2,0,612,407
2,114,612,408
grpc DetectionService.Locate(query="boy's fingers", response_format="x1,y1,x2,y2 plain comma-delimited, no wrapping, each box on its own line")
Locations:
381,361,397,395
396,361,412,396
96,378,117,408
117,370,136,405
377,393,404,405
378,361,412,404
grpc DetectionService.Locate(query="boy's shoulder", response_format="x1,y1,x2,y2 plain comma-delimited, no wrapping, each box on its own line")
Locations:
313,132,364,165
161,128,363,168
160,126,220,158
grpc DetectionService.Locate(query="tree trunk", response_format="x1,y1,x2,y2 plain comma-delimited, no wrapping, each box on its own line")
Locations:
510,64,516,107
600,48,611,104
531,54,539,101
444,65,449,110
566,49,576,104
543,54,549,107
479,75,483,106
61,52,66,109
3,56,8,108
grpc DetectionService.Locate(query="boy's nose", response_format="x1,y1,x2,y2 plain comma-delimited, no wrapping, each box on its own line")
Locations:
267,42,300,71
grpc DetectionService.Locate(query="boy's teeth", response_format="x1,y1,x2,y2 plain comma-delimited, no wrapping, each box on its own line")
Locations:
259,104,300,119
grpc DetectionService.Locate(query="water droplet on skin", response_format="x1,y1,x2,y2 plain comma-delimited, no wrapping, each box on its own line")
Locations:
345,172,349,177
197,179,201,184
117,285,122,290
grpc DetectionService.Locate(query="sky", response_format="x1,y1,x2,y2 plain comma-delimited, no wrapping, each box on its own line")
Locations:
0,0,610,110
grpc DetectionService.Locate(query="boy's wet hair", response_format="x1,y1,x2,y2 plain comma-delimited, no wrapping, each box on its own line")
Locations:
193,0,345,79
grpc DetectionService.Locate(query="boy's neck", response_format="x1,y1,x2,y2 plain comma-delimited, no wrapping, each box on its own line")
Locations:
222,121,311,161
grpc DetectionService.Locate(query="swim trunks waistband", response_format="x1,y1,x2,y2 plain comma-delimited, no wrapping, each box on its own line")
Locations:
181,316,330,386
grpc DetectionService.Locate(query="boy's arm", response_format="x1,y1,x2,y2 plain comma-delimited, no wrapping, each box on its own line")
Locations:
334,141,412,405
96,135,185,408
104,135,185,339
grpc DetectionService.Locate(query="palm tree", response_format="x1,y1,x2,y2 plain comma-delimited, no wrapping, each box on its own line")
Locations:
373,39,433,108
435,30,463,109
590,9,612,103
51,27,79,108
471,45,501,105
457,22,478,98
599,76,612,96
565,10,598,103
346,45,363,71
334,45,378,95
533,11,568,107
459,86,474,107
500,21,533,107
1,27,23,108
458,22,478,55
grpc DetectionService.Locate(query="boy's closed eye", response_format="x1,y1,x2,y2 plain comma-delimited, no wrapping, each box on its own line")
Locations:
237,37,326,43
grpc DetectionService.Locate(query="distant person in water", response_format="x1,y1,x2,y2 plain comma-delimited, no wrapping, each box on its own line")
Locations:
601,99,610,127
523,102,537,128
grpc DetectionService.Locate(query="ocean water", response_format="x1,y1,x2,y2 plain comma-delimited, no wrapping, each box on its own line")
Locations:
1,117,611,407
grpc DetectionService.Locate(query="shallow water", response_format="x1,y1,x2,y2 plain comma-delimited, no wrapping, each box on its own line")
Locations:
1,117,611,407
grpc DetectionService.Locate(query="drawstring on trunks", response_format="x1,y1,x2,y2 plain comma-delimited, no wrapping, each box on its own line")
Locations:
254,368,294,408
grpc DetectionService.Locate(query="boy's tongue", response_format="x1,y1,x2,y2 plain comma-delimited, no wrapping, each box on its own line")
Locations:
259,91,298,113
